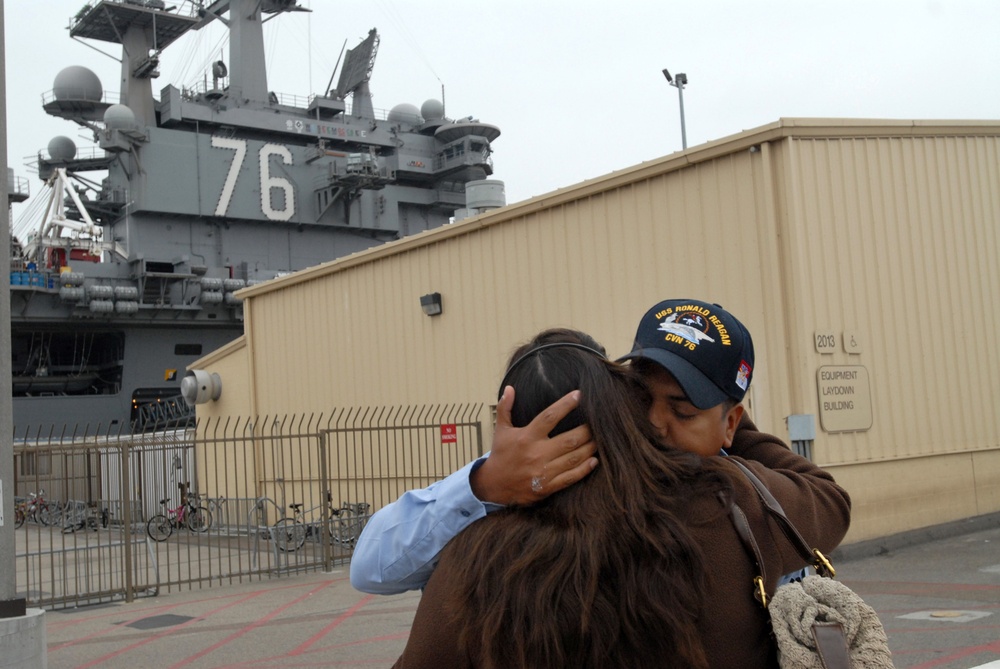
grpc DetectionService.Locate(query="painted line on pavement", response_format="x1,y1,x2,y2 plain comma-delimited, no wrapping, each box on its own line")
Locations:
168,579,335,669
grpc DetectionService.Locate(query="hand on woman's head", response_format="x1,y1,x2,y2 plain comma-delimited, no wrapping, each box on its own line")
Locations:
472,385,597,506
472,329,608,506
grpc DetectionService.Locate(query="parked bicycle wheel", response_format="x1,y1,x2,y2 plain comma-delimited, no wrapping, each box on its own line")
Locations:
273,518,307,551
14,507,25,529
36,502,56,526
331,510,362,545
331,503,369,545
186,506,212,532
147,514,173,541
61,504,87,533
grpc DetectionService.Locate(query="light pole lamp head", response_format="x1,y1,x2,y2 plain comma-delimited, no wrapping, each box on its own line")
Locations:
662,68,673,83
675,72,688,86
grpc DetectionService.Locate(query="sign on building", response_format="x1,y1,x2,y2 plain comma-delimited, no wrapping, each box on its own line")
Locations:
816,366,873,433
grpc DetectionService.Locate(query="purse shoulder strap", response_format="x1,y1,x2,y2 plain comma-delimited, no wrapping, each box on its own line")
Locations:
727,461,854,669
727,496,771,606
728,459,835,577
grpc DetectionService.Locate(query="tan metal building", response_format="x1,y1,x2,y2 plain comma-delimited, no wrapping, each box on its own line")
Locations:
191,118,1000,544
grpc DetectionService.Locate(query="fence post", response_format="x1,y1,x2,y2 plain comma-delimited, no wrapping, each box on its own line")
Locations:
319,431,332,573
120,441,134,603
475,413,485,458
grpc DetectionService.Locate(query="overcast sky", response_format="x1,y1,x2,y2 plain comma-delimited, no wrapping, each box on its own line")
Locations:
5,0,999,224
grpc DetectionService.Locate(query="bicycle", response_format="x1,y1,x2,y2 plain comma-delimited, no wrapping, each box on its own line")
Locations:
23,489,56,526
185,492,217,531
61,501,110,533
146,496,212,541
331,501,370,545
14,498,27,529
272,494,370,552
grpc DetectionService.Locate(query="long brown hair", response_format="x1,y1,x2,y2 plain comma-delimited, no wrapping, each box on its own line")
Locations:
443,328,735,668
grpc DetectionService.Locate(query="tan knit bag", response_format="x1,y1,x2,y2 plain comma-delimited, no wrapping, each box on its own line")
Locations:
728,460,894,669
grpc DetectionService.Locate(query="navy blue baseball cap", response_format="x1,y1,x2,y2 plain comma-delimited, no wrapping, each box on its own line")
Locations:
618,299,754,409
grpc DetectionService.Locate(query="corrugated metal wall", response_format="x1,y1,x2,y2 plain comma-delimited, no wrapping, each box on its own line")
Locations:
198,121,1000,543
778,134,1000,459
768,133,1000,537
241,151,782,424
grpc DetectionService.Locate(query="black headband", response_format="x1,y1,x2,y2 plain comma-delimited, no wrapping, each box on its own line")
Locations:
496,342,608,400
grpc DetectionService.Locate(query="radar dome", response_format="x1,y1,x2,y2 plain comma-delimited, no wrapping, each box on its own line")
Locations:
104,104,138,130
387,103,423,125
47,136,77,161
420,99,444,121
52,66,103,102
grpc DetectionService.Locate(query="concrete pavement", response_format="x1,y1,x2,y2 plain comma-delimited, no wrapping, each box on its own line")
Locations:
833,516,1000,669
42,515,1000,668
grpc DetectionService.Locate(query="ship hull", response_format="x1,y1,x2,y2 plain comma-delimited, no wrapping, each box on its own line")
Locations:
12,320,240,434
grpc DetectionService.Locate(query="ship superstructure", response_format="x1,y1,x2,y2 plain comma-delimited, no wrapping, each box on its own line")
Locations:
10,0,504,433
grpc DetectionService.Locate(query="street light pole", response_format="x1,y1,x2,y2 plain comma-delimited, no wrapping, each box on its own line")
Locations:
1,3,38,653
662,69,689,150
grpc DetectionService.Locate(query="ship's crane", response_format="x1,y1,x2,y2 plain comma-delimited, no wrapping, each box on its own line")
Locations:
22,168,127,267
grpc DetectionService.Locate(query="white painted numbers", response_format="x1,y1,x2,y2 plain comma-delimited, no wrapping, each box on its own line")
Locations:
211,137,296,221
259,144,295,221
211,136,246,216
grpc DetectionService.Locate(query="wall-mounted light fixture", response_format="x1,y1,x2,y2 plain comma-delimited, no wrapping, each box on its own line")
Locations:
420,292,443,316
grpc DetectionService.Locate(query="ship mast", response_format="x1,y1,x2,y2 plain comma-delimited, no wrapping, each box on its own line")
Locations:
197,0,309,105
71,0,309,124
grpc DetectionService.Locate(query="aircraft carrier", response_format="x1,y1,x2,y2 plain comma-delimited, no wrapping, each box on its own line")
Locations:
9,0,504,434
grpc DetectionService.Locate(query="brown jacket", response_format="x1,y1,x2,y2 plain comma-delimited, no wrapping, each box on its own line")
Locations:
393,417,852,668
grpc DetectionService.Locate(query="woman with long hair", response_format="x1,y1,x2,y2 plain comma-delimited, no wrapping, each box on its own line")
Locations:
393,328,848,668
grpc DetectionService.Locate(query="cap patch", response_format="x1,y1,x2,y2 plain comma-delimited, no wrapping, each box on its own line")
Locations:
657,311,715,350
736,360,752,391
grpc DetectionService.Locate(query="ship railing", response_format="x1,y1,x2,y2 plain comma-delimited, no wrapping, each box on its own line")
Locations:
41,88,120,107
266,90,312,109
33,145,113,175
52,145,110,162
70,1,201,25
8,267,60,290
8,173,29,199
101,186,128,204
177,81,393,121
325,97,392,121
433,150,494,174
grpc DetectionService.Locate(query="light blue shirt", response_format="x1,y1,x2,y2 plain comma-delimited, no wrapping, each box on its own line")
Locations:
350,452,812,593
350,455,500,594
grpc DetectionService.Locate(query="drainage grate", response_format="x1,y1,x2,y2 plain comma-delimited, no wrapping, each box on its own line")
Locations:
898,610,993,624
121,614,195,630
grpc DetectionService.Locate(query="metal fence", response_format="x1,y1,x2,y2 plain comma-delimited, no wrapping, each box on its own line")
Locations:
12,404,485,610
